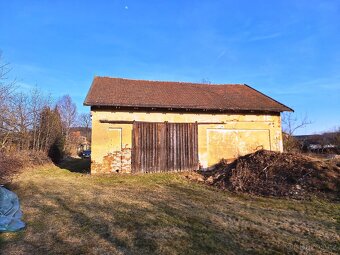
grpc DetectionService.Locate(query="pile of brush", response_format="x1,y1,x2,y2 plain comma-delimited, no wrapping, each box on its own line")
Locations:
185,150,340,199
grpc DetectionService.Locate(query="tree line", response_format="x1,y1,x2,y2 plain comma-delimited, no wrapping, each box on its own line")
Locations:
0,54,91,163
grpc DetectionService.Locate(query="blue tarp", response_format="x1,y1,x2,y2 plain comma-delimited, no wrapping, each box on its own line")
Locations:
0,186,26,232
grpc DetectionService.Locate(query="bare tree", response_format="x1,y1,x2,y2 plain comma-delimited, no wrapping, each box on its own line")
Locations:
28,91,54,151
0,54,17,150
282,113,311,136
281,112,312,152
11,92,31,150
200,78,212,84
78,112,91,141
57,95,77,136
29,87,51,151
57,95,77,154
0,51,72,166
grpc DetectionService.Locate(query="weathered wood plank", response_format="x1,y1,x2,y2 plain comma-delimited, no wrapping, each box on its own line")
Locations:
132,121,199,173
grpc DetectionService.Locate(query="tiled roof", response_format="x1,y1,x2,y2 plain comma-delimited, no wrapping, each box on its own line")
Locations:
84,76,292,112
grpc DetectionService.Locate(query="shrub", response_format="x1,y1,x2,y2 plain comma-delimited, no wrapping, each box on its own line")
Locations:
0,150,51,185
0,152,24,185
48,138,65,164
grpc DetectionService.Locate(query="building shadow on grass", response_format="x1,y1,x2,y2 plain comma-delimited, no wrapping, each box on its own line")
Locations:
57,157,91,174
47,188,247,254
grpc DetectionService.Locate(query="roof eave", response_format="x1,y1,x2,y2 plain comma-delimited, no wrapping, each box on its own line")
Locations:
243,84,294,112
86,103,289,113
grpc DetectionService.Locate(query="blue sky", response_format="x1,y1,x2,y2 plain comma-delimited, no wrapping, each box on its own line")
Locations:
0,0,339,135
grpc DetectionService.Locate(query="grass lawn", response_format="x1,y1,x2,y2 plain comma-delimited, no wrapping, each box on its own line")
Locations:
0,159,339,255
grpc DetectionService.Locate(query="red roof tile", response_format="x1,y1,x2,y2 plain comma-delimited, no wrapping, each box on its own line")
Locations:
84,77,292,112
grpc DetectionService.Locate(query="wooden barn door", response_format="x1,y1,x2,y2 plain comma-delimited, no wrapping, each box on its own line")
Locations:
132,122,198,173
166,123,198,172
131,122,167,173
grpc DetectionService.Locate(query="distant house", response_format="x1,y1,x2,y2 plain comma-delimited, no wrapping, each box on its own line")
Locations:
69,130,91,156
294,134,339,153
84,77,292,174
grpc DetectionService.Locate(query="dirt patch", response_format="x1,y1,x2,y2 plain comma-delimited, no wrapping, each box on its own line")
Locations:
185,150,340,199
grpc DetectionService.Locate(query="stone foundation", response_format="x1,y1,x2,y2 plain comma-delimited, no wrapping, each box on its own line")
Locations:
91,146,131,174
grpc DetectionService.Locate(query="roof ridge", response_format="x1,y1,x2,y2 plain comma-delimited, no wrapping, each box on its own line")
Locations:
84,76,293,112
95,76,243,87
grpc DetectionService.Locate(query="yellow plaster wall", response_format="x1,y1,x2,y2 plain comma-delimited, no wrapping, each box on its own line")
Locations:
90,110,283,173
206,129,270,166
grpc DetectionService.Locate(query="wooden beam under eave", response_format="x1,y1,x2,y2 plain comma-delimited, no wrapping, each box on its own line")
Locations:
99,120,226,125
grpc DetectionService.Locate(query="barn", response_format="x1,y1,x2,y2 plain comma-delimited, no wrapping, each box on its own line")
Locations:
84,76,292,174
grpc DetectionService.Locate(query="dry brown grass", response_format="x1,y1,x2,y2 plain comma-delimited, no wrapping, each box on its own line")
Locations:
0,159,339,254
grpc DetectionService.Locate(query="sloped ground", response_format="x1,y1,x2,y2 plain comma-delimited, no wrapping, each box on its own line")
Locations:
0,160,339,254
186,150,340,200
